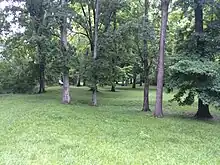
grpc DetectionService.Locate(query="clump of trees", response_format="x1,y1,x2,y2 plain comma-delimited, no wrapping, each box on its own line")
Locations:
0,0,220,118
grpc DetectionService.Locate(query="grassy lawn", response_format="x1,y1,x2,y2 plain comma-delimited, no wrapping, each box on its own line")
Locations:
1,86,220,165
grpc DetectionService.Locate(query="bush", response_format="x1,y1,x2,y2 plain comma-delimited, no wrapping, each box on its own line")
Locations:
0,60,38,94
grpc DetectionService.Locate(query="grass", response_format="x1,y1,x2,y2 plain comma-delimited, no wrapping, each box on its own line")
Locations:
1,86,220,165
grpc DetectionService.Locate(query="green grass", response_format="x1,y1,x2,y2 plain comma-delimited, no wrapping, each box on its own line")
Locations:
1,86,220,165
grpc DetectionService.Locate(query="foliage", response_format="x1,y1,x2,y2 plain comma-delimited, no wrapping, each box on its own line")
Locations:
0,60,38,94
166,1,220,108
0,34,39,93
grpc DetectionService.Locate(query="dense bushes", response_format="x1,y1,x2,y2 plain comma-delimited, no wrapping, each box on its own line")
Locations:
0,60,38,94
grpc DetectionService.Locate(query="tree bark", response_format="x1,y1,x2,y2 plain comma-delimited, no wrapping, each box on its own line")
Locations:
91,0,99,106
142,0,150,112
60,0,71,104
83,79,86,86
132,74,136,88
122,78,125,86
154,0,169,117
111,83,116,92
139,74,143,86
38,62,45,93
37,42,46,94
143,68,150,111
143,69,150,111
125,79,129,86
195,99,212,118
194,0,212,118
77,75,81,87
92,86,97,106
28,2,46,94
62,70,71,104
143,80,150,111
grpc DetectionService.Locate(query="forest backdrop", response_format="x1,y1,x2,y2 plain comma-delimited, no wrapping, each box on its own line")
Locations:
0,0,220,118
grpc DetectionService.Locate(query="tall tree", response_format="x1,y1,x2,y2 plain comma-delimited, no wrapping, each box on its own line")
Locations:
26,0,47,93
154,0,169,117
194,0,212,118
142,0,150,112
166,0,220,118
91,0,99,106
60,0,71,104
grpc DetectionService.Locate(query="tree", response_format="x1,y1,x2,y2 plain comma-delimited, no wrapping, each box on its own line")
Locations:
91,0,100,106
142,0,150,112
194,0,212,118
125,0,157,111
154,0,170,117
60,0,71,104
26,0,48,93
166,0,220,118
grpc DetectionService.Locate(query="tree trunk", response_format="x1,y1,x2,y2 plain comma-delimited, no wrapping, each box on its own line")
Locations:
38,63,45,93
60,0,71,104
194,0,212,118
154,0,169,117
130,79,133,84
122,78,125,86
30,5,46,94
143,69,150,111
36,42,46,94
142,0,150,112
195,99,212,118
91,0,99,106
132,74,136,88
111,83,116,92
77,75,81,87
139,74,143,86
83,79,86,86
143,81,150,111
62,70,71,104
92,87,97,106
125,79,129,86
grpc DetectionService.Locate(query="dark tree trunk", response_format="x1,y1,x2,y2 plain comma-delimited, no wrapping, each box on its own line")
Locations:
142,69,150,111
122,78,125,86
194,0,212,118
195,99,212,118
143,81,150,111
83,79,86,86
139,74,143,86
37,42,46,94
142,0,150,112
29,3,46,94
132,74,136,88
38,63,45,93
154,0,169,117
77,75,81,87
130,79,133,84
111,83,116,92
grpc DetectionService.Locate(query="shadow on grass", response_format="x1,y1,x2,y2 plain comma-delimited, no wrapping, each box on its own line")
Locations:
164,111,220,123
120,86,156,90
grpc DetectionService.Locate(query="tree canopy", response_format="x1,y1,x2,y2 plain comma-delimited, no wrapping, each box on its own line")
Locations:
0,0,220,118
